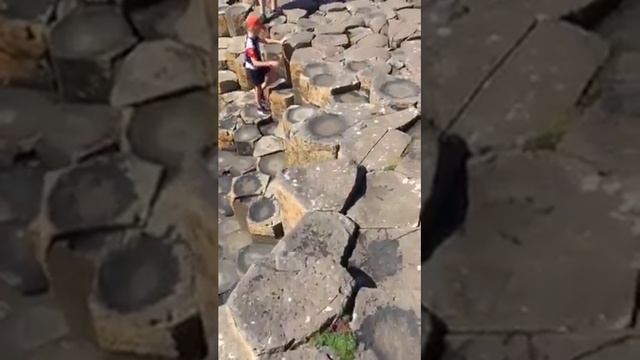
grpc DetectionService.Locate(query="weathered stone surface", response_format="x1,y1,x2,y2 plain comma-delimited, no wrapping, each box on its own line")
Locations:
387,18,419,49
281,104,320,136
218,305,254,359
218,5,230,37
36,103,119,169
246,196,282,237
0,16,49,87
370,75,420,110
286,111,355,167
339,123,389,165
452,21,608,153
283,8,307,23
224,4,251,36
1,300,70,352
282,31,314,60
0,166,44,224
290,47,324,91
351,288,421,360
219,258,240,297
234,124,262,156
272,158,360,231
599,0,640,51
315,15,364,35
218,113,238,151
128,91,216,169
227,257,353,355
49,4,136,102
269,87,295,121
422,153,640,331
218,69,239,94
299,62,359,107
253,135,285,157
371,107,420,131
331,90,369,104
296,17,319,32
240,103,272,126
361,129,411,171
350,229,420,291
111,40,209,107
237,242,275,275
347,26,373,44
123,0,188,39
347,171,421,229
257,151,287,177
89,232,205,358
219,151,256,175
395,137,421,180
270,23,297,41
230,171,269,200
343,44,389,63
43,155,161,235
0,223,48,295
599,52,640,117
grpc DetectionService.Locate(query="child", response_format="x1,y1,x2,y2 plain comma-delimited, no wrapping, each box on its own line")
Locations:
244,13,283,115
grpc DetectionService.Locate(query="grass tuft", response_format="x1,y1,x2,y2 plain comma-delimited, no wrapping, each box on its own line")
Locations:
312,329,357,360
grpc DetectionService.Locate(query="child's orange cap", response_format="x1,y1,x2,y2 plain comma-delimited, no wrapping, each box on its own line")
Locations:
245,13,262,29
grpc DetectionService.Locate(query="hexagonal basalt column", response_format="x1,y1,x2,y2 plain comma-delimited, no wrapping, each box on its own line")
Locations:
370,75,420,110
269,88,295,121
281,104,319,136
257,152,286,177
49,4,137,102
240,104,272,126
286,110,354,167
270,23,297,41
218,113,239,152
272,157,360,232
236,242,275,276
224,3,251,36
233,124,262,156
88,232,205,358
127,91,216,169
230,171,269,200
218,70,239,94
311,34,349,50
289,47,323,93
0,16,49,87
246,196,282,237
346,59,391,92
331,90,369,104
218,4,229,37
0,223,48,295
43,155,161,238
298,62,359,107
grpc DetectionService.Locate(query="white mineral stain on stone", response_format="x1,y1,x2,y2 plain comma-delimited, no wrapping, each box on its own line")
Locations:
323,306,333,312
305,316,311,323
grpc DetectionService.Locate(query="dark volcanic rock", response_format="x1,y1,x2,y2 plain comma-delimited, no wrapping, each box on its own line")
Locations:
49,4,137,102
0,222,48,294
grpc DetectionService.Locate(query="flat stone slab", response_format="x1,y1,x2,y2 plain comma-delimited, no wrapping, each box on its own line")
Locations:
272,211,356,271
349,228,420,291
43,155,161,235
234,123,262,156
257,151,287,177
452,21,608,153
298,61,359,107
599,52,640,117
360,129,411,171
395,137,421,179
443,333,640,360
110,39,209,107
347,171,421,229
253,135,285,157
218,151,256,175
271,157,361,231
351,288,421,360
88,231,204,358
237,242,275,275
246,196,282,237
218,305,254,359
218,69,240,94
599,0,640,51
370,107,420,131
422,153,640,331
425,8,534,129
370,75,420,110
226,256,354,355
282,104,320,135
127,91,215,169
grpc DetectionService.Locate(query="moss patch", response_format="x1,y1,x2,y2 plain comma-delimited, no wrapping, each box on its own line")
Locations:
523,117,570,152
312,329,357,360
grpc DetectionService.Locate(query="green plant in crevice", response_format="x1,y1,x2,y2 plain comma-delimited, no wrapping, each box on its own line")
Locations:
523,116,571,152
312,329,357,360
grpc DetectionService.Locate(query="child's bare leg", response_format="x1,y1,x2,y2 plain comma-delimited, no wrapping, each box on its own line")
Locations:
255,85,264,107
271,0,277,11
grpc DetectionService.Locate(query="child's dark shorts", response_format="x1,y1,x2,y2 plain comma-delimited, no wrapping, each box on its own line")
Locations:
246,67,268,87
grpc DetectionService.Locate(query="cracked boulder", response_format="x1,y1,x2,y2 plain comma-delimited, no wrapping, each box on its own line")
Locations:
347,171,421,229
226,256,353,355
350,228,420,292
230,171,269,200
286,110,355,167
281,104,320,135
237,242,275,276
351,288,421,360
218,69,239,94
361,129,412,171
370,75,420,110
271,157,360,231
42,155,161,237
246,196,282,237
88,231,205,358
233,124,262,156
49,4,136,102
298,62,359,106
127,91,216,169
422,153,640,331
110,39,209,107
272,211,355,271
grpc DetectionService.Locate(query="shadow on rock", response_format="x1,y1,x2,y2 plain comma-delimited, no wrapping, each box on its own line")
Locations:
422,133,470,263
